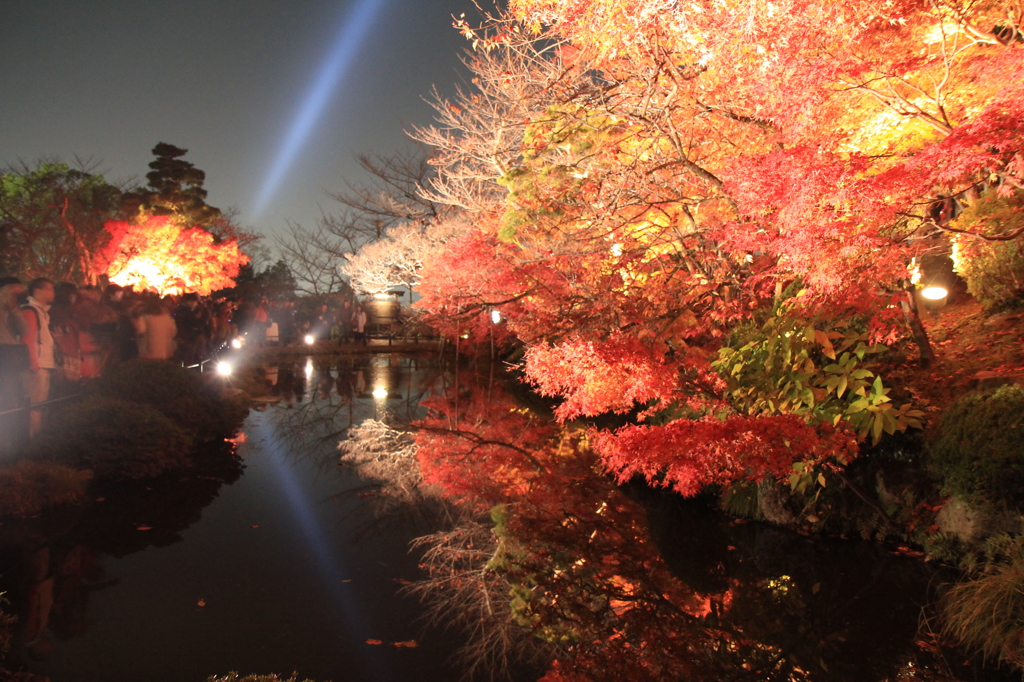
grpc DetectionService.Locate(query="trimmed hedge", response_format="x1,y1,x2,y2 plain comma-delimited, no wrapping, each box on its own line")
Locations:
32,396,192,480
929,384,1024,510
97,359,248,443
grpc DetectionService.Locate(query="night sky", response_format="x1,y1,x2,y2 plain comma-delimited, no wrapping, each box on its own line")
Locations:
0,0,488,246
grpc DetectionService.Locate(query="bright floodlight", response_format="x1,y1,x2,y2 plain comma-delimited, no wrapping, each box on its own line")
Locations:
372,387,388,399
921,286,948,300
231,338,243,349
491,309,501,324
304,334,315,345
216,361,233,376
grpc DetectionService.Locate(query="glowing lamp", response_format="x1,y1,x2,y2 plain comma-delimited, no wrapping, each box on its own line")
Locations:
373,292,391,300
372,387,388,399
231,338,243,349
304,334,315,345
490,309,501,324
216,361,233,376
919,285,949,320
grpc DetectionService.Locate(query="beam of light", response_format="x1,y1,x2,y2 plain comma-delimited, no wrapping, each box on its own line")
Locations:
253,0,388,216
249,414,392,678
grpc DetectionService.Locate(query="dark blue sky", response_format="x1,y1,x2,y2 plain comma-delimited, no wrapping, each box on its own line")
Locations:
0,0,488,246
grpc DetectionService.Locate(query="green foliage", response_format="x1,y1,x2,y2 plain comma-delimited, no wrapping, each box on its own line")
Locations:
31,396,192,480
719,480,762,519
0,460,88,518
0,161,123,281
98,359,249,443
125,142,222,227
950,190,1024,312
940,533,1024,671
713,309,923,448
231,259,297,301
928,384,1024,510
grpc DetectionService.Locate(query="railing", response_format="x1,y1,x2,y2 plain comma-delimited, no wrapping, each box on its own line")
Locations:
0,392,83,456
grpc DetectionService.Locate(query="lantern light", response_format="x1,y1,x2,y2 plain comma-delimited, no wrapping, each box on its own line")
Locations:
921,286,948,301
231,337,243,349
304,334,315,345
491,309,501,324
372,387,388,399
216,361,233,377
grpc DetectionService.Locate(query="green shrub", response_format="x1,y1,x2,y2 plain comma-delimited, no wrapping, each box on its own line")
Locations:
98,359,248,442
929,385,1024,510
941,534,1024,671
32,396,192,480
950,190,1024,312
0,460,88,517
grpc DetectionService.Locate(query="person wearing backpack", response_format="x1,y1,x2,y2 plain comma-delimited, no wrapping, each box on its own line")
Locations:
20,278,55,438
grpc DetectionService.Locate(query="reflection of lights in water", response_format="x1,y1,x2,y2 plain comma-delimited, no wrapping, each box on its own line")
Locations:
216,361,233,376
490,309,501,324
304,359,314,379
231,337,243,349
372,387,388,399
921,286,948,300
304,334,315,345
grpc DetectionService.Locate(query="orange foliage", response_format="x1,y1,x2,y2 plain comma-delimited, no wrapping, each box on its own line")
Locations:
94,216,248,296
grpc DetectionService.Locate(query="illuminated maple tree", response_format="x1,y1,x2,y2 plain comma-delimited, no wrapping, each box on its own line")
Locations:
93,216,249,296
393,0,1023,495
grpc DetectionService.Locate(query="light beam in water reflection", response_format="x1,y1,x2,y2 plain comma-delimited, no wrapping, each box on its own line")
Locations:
248,412,392,678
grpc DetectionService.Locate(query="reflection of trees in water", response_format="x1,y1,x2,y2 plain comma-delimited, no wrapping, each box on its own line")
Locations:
392,367,967,682
0,442,243,663
261,353,459,536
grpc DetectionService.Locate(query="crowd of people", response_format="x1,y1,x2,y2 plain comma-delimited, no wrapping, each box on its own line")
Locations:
0,274,373,452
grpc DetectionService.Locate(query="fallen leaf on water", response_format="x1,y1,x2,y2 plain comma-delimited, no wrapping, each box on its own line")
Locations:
392,578,412,585
197,599,206,607
136,525,153,531
393,640,418,648
365,639,383,646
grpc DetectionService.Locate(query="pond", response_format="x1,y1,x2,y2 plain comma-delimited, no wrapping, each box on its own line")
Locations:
0,354,1011,681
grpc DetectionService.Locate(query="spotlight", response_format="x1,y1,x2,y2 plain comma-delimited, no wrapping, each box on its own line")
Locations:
216,361,233,376
231,337,243,349
304,334,315,345
372,387,388,399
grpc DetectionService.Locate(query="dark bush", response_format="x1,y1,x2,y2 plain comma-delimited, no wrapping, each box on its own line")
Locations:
929,385,1024,510
97,359,248,442
32,396,192,480
0,460,89,517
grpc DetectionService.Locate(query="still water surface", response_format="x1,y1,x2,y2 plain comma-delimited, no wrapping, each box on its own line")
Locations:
0,354,1010,681
1,354,487,682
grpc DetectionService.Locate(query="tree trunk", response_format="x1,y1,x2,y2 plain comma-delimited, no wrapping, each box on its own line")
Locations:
900,282,935,367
